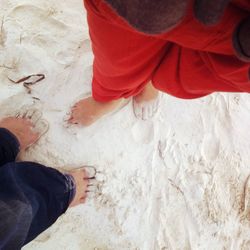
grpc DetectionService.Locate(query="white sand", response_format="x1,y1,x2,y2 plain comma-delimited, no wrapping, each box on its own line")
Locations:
0,0,250,249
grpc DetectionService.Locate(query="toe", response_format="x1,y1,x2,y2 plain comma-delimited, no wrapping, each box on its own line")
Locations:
68,113,77,124
25,109,35,119
30,109,42,124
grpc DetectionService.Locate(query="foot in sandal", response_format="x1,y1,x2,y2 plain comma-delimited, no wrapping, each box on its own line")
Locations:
65,166,97,207
68,168,90,207
0,108,49,150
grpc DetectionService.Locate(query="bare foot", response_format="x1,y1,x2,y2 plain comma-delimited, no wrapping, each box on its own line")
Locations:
69,97,124,126
0,117,40,150
69,169,89,207
133,81,161,120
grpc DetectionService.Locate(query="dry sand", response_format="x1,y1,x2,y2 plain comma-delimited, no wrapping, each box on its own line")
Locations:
0,0,250,249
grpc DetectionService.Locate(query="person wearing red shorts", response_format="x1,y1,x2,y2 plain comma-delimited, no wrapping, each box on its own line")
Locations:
69,0,250,125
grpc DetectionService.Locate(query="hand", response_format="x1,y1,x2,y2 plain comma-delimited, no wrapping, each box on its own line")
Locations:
0,117,39,150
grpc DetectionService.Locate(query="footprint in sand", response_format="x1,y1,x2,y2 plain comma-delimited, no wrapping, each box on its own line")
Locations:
201,133,220,162
8,4,67,30
0,93,34,117
131,120,154,144
200,94,232,162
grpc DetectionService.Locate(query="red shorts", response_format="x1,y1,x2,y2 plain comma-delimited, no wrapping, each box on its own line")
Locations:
84,0,250,101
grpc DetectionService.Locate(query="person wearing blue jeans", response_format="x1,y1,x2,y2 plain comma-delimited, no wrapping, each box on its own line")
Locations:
0,114,90,250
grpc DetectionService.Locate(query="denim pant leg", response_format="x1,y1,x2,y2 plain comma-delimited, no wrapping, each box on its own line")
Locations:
0,162,76,250
0,128,20,166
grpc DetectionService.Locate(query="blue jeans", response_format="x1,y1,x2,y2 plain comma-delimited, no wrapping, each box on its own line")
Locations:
0,128,76,250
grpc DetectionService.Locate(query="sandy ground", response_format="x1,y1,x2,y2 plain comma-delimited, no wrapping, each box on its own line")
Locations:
0,0,250,249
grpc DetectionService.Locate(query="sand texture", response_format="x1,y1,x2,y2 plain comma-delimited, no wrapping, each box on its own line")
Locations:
0,0,250,249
